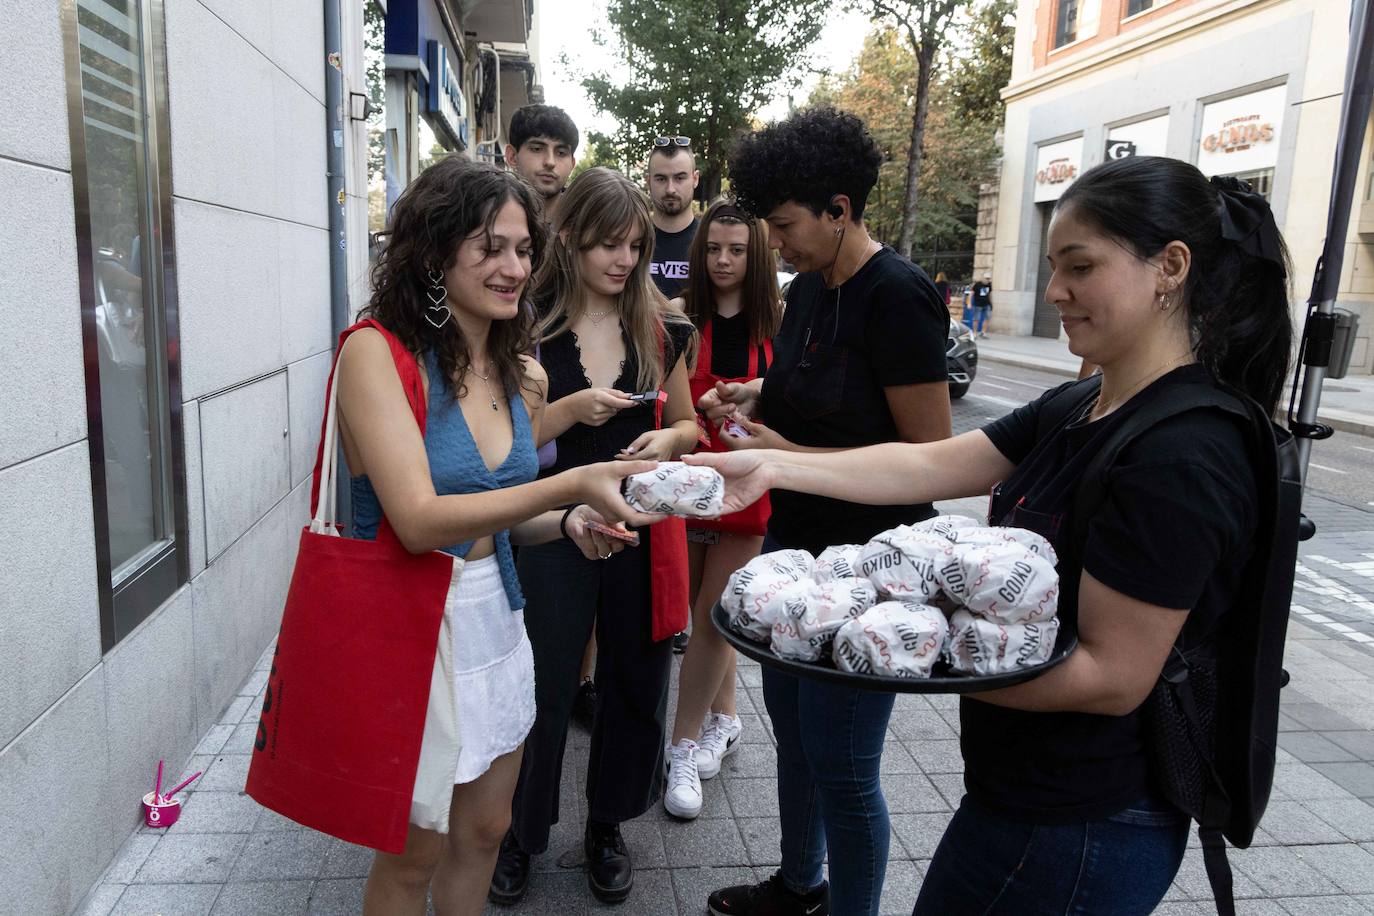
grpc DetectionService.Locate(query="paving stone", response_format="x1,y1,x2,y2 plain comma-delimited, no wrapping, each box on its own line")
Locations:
879,742,921,775
887,708,957,741
618,819,668,869
1231,846,1343,896
723,778,779,818
1151,903,1214,915
1256,800,1349,845
170,792,265,834
1326,730,1374,760
736,817,781,866
110,884,222,916
1289,843,1374,893
1229,901,1288,915
75,883,126,916
695,776,735,818
304,879,364,916
230,832,332,881
528,816,584,873
662,818,748,868
736,713,772,743
196,755,252,793
906,739,963,775
218,697,253,726
105,834,161,883
134,834,248,884
883,773,951,814
1312,762,1374,798
255,807,309,832
1272,764,1357,801
221,722,258,755
194,725,235,757
877,857,924,916
718,743,777,779
1173,849,1265,900
889,813,953,860
318,840,374,879
1283,704,1365,732
1277,711,1310,733
1301,798,1374,842
210,880,311,915
1278,731,1359,763
238,669,269,697
1276,895,1372,915
927,772,967,809
508,869,589,915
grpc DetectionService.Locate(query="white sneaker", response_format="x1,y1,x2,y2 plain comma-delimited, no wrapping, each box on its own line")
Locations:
694,713,743,780
664,739,703,819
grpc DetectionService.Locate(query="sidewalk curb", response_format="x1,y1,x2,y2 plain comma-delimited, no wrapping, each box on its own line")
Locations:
981,353,1374,437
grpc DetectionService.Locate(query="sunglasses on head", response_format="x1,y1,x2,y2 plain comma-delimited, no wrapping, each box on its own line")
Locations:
654,136,692,148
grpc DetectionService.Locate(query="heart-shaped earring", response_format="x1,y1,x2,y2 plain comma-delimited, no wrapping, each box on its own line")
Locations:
427,286,447,305
424,305,451,329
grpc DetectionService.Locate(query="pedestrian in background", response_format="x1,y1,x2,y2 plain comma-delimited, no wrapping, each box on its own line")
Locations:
661,197,783,820
647,135,701,300
933,271,951,310
968,272,993,338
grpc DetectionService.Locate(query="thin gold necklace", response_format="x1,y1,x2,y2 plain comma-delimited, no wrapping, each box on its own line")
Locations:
584,307,613,326
1092,353,1193,419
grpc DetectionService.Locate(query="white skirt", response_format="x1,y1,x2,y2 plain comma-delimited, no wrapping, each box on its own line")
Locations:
410,555,536,833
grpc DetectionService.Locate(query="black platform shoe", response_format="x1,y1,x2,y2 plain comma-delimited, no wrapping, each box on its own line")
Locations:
488,829,530,906
585,820,633,903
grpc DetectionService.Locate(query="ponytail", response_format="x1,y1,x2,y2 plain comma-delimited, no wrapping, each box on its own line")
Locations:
1057,157,1293,414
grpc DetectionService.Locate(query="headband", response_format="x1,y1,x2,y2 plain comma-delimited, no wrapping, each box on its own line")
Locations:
1210,175,1286,277
712,202,753,224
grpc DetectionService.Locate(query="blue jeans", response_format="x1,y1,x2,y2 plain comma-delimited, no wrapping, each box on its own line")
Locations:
912,793,1188,915
964,305,988,333
764,532,896,915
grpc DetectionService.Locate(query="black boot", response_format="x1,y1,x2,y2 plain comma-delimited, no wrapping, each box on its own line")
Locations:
488,829,530,906
585,820,633,903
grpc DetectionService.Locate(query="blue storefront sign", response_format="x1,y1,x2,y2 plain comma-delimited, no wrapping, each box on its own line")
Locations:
427,40,467,148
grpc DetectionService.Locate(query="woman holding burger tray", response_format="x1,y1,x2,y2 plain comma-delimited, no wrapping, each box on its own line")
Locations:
692,155,1292,914
694,107,953,916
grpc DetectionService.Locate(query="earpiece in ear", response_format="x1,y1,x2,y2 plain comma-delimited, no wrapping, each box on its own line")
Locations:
827,200,844,219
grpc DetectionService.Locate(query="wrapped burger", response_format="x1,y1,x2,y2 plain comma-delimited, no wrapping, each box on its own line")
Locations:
934,543,1058,624
814,544,863,582
721,550,817,642
623,461,725,517
856,527,954,601
769,579,879,662
912,514,982,541
946,525,1058,565
947,608,1060,676
832,601,948,678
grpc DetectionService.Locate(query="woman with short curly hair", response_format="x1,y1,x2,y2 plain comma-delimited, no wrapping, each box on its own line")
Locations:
698,107,953,916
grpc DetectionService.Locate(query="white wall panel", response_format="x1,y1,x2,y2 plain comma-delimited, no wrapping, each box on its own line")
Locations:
0,1,70,170
199,372,291,561
182,399,207,577
288,351,333,486
279,221,334,364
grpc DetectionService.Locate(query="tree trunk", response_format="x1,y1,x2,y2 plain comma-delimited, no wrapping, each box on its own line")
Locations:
898,39,936,259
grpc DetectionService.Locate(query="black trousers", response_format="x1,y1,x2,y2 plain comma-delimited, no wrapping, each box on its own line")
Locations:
511,536,673,853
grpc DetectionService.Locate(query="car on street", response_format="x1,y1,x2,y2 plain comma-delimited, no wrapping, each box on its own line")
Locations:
947,318,978,399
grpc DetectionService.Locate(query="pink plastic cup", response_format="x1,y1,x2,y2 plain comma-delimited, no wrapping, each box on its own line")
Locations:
142,792,182,828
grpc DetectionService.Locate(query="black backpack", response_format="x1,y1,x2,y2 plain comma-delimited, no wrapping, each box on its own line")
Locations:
1064,375,1302,916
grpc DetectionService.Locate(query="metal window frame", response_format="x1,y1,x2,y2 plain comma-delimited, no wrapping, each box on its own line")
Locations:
1054,0,1079,48
61,0,189,653
1126,0,1154,16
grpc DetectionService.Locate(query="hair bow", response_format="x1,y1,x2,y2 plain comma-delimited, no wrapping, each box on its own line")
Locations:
1210,175,1286,277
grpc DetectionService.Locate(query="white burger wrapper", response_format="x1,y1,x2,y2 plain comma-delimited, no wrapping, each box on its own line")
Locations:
624,462,725,518
911,515,982,541
769,579,879,662
947,609,1060,676
721,551,816,642
934,543,1059,624
832,602,948,678
857,527,955,601
814,544,863,582
947,525,1058,565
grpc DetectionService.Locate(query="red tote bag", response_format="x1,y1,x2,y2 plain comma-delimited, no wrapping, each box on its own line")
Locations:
246,320,456,854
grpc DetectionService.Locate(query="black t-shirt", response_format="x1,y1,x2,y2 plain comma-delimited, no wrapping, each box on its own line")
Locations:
970,281,992,308
708,311,769,378
963,365,1257,823
759,246,949,554
537,314,695,475
651,219,698,298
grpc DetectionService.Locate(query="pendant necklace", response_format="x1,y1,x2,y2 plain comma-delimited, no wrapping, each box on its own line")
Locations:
470,364,500,411
585,308,613,326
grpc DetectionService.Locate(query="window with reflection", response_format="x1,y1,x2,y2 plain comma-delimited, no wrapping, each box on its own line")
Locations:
1054,0,1079,47
66,0,184,648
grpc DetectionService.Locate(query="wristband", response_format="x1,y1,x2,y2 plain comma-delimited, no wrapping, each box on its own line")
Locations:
559,505,581,540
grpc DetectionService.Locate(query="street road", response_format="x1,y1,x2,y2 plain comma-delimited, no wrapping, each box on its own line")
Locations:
953,361,1374,512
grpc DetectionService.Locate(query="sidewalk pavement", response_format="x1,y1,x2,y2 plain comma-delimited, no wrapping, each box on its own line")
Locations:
975,333,1374,437
74,494,1374,916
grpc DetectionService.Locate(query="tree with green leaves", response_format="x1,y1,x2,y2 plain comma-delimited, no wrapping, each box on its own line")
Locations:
580,0,833,202
945,0,1015,124
851,0,976,259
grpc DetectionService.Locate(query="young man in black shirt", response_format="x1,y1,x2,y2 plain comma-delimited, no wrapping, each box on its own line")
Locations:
646,136,700,299
504,104,578,224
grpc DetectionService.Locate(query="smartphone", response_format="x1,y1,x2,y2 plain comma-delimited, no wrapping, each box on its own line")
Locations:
627,390,662,402
586,520,641,546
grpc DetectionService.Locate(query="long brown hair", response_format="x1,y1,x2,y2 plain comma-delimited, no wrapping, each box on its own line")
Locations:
532,167,695,391
681,198,781,345
361,156,546,398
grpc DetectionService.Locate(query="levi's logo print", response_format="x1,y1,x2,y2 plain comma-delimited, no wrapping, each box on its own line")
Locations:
651,261,689,279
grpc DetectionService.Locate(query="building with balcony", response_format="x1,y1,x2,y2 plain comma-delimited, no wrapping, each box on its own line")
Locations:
990,0,1374,375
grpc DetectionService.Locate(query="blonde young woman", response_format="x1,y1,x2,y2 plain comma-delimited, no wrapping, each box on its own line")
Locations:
490,167,699,906
661,198,782,820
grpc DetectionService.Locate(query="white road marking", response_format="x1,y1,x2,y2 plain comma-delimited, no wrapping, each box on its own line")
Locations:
1308,462,1348,475
985,373,1047,388
967,393,1023,409
976,382,1012,391
1353,445,1374,454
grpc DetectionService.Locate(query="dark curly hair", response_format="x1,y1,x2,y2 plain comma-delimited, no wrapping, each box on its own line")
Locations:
361,156,547,399
509,104,579,153
727,107,883,220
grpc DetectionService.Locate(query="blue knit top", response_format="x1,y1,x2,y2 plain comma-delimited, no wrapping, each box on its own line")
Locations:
351,350,539,610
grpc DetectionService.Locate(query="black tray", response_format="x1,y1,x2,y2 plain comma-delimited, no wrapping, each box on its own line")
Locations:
712,602,1077,694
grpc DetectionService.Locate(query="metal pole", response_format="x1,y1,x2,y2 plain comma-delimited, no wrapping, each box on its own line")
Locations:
324,0,352,523
1290,0,1374,483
